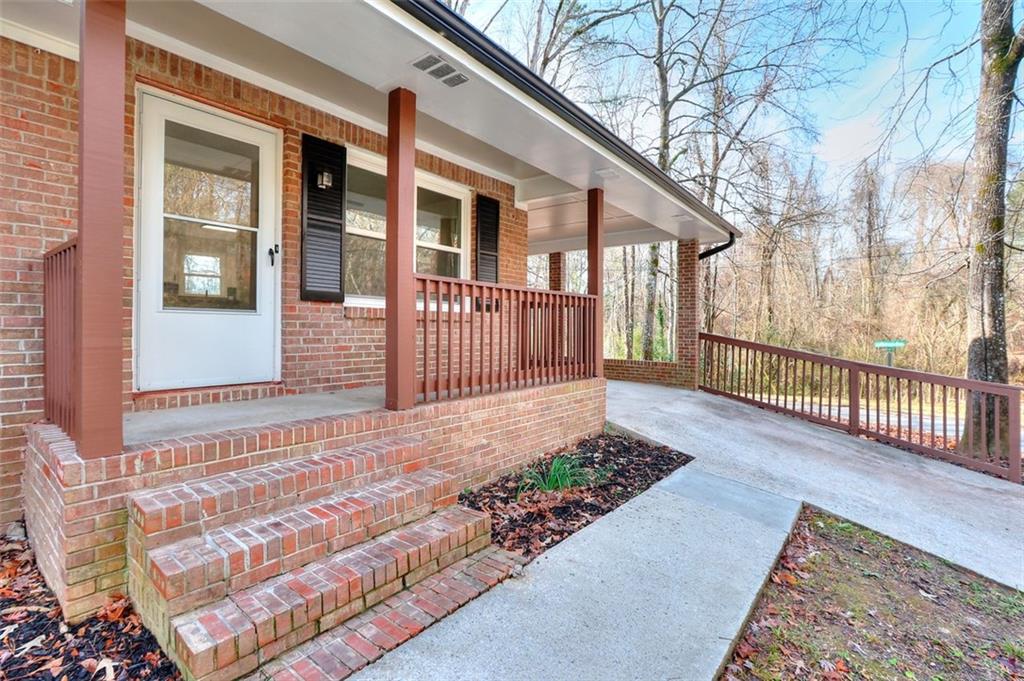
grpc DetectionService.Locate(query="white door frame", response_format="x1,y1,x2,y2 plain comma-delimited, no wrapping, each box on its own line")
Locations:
133,86,283,392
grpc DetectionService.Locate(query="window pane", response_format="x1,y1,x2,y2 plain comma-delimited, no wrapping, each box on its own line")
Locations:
163,121,259,227
416,187,461,247
345,233,386,297
347,166,387,235
416,247,460,278
163,218,256,310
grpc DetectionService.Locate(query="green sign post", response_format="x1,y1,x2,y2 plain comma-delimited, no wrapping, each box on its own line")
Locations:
873,339,907,367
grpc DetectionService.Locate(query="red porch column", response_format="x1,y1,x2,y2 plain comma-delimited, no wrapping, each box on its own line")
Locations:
675,239,700,389
548,252,565,291
73,0,125,458
385,88,417,410
587,189,604,378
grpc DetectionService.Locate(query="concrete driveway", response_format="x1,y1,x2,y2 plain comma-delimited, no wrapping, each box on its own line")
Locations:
608,380,1024,590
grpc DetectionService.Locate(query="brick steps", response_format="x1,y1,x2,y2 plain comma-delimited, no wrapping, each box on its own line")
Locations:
128,437,425,550
170,506,492,681
245,546,525,681
136,469,459,621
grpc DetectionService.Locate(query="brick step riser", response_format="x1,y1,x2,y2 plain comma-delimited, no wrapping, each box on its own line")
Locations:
129,439,425,552
170,508,491,681
246,547,527,681
130,473,459,624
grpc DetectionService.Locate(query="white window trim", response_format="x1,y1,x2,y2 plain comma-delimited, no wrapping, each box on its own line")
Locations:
344,147,472,307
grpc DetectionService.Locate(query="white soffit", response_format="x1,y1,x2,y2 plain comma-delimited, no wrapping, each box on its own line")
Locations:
196,0,727,244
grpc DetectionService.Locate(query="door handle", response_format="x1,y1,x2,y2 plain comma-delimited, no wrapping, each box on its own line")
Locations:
268,244,279,266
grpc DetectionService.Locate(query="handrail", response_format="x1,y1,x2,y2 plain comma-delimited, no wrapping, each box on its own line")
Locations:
701,333,1022,396
699,332,1022,483
414,275,597,402
43,238,78,437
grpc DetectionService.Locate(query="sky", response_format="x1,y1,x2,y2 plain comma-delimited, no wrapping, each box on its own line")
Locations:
461,0,1018,200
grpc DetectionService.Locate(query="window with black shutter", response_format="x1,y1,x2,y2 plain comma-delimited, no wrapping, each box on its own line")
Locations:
301,135,346,302
476,195,500,283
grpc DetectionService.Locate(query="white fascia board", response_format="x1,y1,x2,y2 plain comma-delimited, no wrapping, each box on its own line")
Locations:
364,0,729,239
0,18,78,60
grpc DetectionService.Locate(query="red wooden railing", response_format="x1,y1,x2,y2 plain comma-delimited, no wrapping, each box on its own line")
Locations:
700,332,1023,483
414,274,598,402
43,238,77,436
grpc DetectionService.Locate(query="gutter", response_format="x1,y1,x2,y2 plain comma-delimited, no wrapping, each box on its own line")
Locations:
393,0,741,240
699,232,735,260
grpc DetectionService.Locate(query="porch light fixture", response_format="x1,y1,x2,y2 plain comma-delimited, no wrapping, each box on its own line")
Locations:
317,170,333,190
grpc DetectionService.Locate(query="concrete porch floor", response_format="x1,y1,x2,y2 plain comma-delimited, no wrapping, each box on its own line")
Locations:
123,386,384,444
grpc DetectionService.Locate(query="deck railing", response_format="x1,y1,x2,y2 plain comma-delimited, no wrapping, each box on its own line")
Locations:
414,274,598,402
43,238,77,436
699,332,1023,483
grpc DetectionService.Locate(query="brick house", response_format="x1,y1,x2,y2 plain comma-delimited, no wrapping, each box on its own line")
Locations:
0,0,738,678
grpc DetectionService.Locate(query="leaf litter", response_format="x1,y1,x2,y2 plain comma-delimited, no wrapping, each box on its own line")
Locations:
460,433,693,559
0,525,180,681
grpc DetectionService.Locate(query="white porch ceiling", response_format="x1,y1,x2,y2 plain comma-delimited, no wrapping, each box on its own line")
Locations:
0,0,737,254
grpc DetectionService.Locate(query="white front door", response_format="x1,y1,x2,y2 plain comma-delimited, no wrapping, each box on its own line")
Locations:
136,92,280,391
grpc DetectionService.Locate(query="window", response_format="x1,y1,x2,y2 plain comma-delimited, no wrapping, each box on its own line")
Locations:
183,254,222,296
343,150,471,302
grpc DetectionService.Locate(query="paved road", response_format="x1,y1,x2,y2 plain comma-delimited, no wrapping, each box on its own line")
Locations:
608,381,1024,590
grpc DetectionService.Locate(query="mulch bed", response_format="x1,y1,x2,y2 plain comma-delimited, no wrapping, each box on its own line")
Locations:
0,528,180,681
721,507,1024,681
460,432,693,559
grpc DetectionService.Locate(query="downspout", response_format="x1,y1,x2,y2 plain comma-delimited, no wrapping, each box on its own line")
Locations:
698,232,735,260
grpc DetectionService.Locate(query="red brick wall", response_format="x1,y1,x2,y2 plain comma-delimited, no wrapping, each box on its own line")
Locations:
676,239,700,389
0,36,531,522
0,39,79,525
604,240,700,389
548,251,564,291
23,377,605,621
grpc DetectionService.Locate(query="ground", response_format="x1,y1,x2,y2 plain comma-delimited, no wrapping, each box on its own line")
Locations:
460,432,693,558
722,507,1024,681
0,527,180,681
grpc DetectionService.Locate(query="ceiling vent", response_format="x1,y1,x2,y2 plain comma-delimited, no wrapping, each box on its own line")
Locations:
411,54,469,88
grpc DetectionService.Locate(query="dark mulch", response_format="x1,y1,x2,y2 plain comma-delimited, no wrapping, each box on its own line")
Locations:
460,432,693,559
0,527,180,681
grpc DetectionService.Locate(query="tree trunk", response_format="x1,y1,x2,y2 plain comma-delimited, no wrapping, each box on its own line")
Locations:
642,242,659,360
966,0,1020,458
623,246,634,359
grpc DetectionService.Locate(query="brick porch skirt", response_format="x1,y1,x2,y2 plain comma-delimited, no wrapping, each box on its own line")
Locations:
23,379,605,622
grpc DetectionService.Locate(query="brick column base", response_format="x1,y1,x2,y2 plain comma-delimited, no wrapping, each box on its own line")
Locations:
548,252,564,291
675,239,700,390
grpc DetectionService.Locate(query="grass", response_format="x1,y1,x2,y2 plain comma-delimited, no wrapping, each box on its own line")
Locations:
518,455,608,494
721,508,1024,681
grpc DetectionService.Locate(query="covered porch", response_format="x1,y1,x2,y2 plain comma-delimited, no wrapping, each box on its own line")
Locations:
14,0,735,461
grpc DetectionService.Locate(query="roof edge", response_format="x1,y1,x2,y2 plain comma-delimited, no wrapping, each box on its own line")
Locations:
392,0,741,240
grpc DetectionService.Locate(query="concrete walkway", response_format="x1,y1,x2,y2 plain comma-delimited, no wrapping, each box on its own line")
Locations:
353,468,800,681
608,380,1024,590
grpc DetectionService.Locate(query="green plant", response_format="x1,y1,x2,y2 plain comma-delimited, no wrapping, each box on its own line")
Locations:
518,456,607,494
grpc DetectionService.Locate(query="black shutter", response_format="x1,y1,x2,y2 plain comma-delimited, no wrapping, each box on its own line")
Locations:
476,195,500,283
301,135,346,302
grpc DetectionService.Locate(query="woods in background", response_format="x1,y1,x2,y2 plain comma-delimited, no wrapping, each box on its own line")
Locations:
459,0,1022,384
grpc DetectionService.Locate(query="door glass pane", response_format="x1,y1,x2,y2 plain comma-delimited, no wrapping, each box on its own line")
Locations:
163,218,257,310
347,166,387,235
416,187,461,247
345,233,386,297
416,247,460,278
162,120,260,311
163,121,259,226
